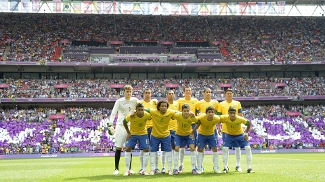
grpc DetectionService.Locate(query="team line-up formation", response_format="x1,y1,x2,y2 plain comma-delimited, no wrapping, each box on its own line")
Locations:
109,85,255,176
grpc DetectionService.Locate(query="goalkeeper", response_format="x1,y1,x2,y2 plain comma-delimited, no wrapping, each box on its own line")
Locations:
108,85,139,175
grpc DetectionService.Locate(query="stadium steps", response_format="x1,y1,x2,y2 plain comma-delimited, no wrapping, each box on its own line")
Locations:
220,47,229,57
253,25,275,57
205,19,215,46
306,27,325,56
3,46,10,61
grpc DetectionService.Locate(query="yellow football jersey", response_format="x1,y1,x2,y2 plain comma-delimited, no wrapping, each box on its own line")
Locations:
173,113,198,136
177,98,198,125
195,99,219,115
148,109,177,138
217,100,242,133
177,98,198,113
220,115,248,135
168,101,179,131
124,112,151,135
197,114,221,136
140,99,157,129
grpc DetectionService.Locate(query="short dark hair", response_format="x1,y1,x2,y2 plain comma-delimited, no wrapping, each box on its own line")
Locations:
182,104,190,111
203,88,211,93
136,103,144,109
206,106,215,113
225,88,233,93
157,100,169,110
183,86,191,92
228,106,236,112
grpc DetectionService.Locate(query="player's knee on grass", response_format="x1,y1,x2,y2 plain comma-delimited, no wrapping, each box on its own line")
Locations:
143,148,149,152
174,146,180,152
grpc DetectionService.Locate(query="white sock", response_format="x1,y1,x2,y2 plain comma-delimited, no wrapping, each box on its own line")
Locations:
190,151,197,170
171,150,174,166
179,148,185,166
202,148,205,167
161,151,166,168
235,147,241,167
139,150,144,169
166,151,172,171
197,152,204,171
150,152,157,171
212,151,219,169
245,146,252,169
196,150,199,169
222,147,229,169
174,151,179,170
125,152,131,171
143,152,149,171
155,152,159,169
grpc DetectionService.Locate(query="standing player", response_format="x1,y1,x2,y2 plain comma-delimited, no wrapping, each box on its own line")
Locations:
139,88,157,173
109,85,138,175
192,106,222,174
196,88,219,115
220,106,254,173
217,88,243,172
123,103,152,176
173,104,198,174
177,86,198,172
161,90,178,173
195,88,219,171
143,100,177,175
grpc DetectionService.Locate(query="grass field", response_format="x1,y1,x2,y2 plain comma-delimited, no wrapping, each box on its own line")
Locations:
0,153,324,182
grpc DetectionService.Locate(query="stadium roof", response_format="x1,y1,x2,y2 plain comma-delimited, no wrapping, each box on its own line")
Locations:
38,0,324,6
108,0,323,6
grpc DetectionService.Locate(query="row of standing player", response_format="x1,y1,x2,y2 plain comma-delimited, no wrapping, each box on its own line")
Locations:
109,85,254,175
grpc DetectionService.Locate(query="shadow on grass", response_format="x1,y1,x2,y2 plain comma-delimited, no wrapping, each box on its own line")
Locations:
64,172,239,181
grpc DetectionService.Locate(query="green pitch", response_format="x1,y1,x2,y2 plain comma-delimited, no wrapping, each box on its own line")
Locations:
0,153,324,182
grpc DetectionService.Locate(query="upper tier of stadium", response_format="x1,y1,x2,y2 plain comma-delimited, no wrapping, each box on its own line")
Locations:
1,14,325,64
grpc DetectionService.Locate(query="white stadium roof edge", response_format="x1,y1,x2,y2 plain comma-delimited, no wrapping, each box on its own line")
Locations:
39,0,325,6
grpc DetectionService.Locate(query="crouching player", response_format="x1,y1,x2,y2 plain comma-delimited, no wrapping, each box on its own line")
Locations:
172,104,198,174
220,106,255,173
192,106,222,174
123,103,152,176
145,100,178,175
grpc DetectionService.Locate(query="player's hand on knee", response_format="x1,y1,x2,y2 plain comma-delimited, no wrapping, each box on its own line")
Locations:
244,133,249,141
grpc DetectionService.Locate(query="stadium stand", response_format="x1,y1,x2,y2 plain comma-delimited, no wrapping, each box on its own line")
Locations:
1,14,325,155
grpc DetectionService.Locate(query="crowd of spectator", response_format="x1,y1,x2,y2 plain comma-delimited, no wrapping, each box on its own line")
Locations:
1,76,324,99
4,104,323,124
115,15,164,42
208,17,272,62
0,106,112,123
161,16,209,41
0,103,324,155
255,17,325,62
1,14,325,154
2,14,325,63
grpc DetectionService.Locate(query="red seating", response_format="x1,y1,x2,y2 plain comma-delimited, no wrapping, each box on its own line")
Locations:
220,47,229,57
